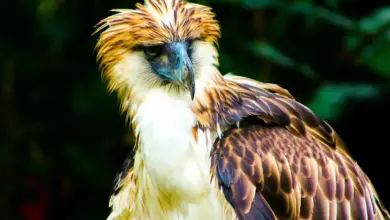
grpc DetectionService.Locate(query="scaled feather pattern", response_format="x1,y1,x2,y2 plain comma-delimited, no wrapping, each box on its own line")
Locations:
93,0,389,219
201,75,390,220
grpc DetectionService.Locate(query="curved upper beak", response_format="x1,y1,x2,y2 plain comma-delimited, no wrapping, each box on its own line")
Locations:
169,42,195,100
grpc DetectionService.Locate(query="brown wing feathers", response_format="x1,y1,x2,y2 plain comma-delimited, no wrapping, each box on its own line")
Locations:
194,78,343,151
199,77,389,220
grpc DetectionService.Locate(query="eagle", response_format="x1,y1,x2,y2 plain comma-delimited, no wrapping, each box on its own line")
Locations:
93,0,389,219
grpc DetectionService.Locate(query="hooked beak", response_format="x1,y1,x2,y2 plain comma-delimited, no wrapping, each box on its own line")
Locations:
169,42,195,100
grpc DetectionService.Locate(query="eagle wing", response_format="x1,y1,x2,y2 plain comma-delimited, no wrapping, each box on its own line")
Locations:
193,75,389,220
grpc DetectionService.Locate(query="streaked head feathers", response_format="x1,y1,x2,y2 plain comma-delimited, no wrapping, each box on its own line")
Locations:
94,0,220,75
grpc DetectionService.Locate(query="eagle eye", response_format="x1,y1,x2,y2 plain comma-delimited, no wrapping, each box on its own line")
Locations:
143,45,163,59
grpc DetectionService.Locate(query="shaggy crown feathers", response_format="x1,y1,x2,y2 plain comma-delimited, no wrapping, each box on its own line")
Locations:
94,0,221,86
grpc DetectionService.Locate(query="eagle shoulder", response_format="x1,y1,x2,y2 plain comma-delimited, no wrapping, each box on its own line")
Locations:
193,75,390,220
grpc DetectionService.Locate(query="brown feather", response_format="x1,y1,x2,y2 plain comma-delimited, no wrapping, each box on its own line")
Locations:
200,76,390,220
210,125,389,220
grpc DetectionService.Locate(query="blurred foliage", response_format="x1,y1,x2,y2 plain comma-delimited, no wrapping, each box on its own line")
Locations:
1,0,390,219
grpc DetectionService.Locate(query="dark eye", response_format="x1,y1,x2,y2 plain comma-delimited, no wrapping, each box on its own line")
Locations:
187,40,195,48
187,40,194,53
143,45,162,59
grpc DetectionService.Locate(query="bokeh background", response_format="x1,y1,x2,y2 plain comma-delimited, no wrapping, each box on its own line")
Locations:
1,0,390,219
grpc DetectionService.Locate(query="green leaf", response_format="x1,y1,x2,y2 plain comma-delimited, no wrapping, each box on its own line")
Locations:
287,2,357,30
250,42,317,79
307,83,380,120
252,43,295,66
358,6,390,33
353,7,390,77
362,33,390,77
345,7,390,50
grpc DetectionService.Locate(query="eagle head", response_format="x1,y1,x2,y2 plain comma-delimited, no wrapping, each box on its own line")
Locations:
94,0,221,102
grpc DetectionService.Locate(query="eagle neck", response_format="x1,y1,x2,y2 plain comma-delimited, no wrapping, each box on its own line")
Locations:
128,88,212,204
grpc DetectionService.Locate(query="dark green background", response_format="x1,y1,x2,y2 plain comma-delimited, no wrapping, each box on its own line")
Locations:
1,0,389,219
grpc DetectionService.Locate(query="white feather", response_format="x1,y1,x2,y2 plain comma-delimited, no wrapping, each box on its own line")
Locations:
109,42,235,219
135,90,209,199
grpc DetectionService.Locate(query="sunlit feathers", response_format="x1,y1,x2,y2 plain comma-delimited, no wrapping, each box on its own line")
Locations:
93,0,220,93
200,76,390,219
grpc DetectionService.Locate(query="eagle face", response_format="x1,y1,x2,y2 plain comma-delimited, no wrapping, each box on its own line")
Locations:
140,40,196,98
94,0,221,100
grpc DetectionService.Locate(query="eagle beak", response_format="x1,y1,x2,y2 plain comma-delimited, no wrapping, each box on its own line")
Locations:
170,43,195,100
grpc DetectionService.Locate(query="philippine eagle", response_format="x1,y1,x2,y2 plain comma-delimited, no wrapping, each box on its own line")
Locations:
93,0,389,219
